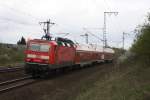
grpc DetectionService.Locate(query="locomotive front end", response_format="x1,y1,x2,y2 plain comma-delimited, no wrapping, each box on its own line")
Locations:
24,39,51,76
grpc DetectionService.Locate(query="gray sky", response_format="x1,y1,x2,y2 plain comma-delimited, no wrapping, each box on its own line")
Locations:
0,0,149,49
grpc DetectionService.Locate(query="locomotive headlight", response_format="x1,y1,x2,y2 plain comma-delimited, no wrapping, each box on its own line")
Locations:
27,54,36,58
40,56,49,60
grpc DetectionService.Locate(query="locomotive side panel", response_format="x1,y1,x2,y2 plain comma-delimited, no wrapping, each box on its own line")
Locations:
55,46,76,66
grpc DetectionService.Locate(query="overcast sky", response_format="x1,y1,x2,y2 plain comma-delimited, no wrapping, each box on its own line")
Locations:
0,0,149,49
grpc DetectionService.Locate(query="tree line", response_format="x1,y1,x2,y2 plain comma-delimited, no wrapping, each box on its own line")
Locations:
131,13,150,62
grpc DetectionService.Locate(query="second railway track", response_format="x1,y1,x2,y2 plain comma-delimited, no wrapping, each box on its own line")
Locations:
0,76,35,94
0,67,24,73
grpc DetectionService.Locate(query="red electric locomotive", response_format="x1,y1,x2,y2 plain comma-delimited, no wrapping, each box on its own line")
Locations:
25,37,76,76
25,37,114,77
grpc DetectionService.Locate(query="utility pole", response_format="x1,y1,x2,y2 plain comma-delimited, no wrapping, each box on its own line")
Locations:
80,33,89,44
39,19,55,40
103,12,118,48
122,32,125,50
122,32,129,50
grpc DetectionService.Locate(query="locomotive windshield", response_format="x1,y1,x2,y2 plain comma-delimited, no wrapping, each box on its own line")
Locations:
29,43,50,52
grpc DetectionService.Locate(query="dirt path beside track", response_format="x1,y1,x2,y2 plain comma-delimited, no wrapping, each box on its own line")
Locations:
0,63,114,100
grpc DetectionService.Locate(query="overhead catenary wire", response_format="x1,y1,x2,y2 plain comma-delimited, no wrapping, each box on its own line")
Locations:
1,4,41,21
0,4,41,26
103,0,112,11
0,17,37,26
82,28,104,44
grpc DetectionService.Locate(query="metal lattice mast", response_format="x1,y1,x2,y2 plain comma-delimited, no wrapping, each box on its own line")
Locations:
103,12,118,48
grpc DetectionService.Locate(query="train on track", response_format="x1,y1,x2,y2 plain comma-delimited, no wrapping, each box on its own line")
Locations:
24,37,114,77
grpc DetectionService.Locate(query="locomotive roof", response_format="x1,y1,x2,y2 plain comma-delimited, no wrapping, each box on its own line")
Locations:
29,39,57,45
55,37,74,44
29,38,74,46
29,39,50,43
30,37,74,43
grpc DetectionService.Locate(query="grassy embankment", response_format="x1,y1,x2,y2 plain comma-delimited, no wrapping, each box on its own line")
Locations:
74,57,150,100
0,44,25,66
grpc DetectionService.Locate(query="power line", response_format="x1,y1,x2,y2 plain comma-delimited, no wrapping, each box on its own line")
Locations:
0,4,42,26
0,17,37,26
103,0,111,11
89,32,103,42
1,4,41,21
55,33,70,37
82,28,103,44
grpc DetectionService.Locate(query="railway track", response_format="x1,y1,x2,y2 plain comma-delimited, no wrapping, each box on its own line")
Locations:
0,67,24,73
0,76,35,94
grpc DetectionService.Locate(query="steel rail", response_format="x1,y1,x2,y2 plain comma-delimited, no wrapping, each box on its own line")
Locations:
0,76,32,86
0,80,35,93
0,76,34,94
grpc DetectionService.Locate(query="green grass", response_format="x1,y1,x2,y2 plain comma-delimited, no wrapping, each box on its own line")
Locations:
75,61,150,100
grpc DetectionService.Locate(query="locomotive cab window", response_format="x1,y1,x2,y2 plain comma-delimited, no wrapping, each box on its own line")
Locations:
40,44,50,52
29,44,40,51
29,43,50,52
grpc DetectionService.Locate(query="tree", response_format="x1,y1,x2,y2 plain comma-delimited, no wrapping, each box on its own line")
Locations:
17,36,26,45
